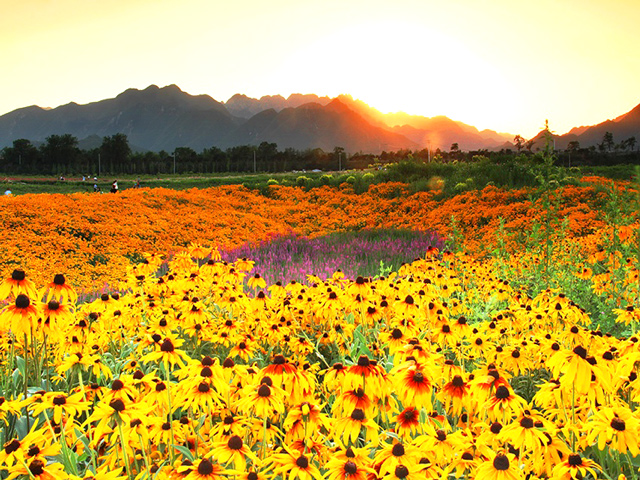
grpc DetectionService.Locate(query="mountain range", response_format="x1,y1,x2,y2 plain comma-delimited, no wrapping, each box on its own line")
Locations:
0,84,638,154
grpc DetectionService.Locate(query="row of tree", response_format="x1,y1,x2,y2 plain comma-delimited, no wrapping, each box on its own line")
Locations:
1,131,638,176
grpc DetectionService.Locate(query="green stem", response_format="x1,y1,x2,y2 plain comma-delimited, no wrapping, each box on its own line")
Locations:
117,418,133,480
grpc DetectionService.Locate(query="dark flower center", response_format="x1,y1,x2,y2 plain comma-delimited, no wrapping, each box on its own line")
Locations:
273,355,285,365
228,435,243,450
451,375,464,387
110,399,125,412
12,269,26,281
344,461,357,474
357,355,370,367
392,443,405,456
511,350,521,358
29,459,45,476
573,345,587,359
258,385,271,397
495,385,510,399
395,465,410,478
47,300,60,311
15,294,30,309
520,417,534,429
160,339,174,352
413,371,425,383
404,295,414,305
52,395,66,406
490,422,503,434
296,455,309,469
200,367,212,377
403,408,417,421
111,379,125,390
611,417,626,431
197,459,214,475
130,419,142,427
568,454,583,466
247,473,258,480
27,445,40,457
198,382,210,393
224,415,234,425
493,454,509,471
223,358,235,368
436,430,447,441
4,439,21,454
392,328,403,339
351,408,365,421
462,452,473,460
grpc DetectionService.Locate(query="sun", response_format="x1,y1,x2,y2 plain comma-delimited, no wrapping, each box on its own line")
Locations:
267,19,517,130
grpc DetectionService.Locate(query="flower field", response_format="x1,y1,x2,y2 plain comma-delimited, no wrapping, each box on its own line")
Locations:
0,176,639,479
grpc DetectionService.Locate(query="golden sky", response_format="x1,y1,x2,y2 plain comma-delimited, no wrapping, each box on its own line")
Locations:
1,0,638,138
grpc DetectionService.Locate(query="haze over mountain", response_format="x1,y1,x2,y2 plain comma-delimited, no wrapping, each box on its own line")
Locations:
0,84,638,154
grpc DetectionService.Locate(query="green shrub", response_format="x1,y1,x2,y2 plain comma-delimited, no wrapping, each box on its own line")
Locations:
296,176,310,187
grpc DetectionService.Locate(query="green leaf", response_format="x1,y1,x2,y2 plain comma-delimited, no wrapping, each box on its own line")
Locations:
172,444,195,462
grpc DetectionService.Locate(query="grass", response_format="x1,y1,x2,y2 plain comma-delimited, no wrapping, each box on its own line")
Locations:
2,161,638,196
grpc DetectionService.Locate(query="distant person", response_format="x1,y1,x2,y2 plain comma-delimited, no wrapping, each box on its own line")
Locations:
134,178,141,188
111,180,119,193
94,183,99,192
4,190,12,196
82,175,86,181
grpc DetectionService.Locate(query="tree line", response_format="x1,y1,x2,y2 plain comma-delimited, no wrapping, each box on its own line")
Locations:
1,131,638,176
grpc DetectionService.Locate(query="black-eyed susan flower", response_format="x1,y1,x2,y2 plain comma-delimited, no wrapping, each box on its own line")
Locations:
484,385,526,422
374,441,422,478
141,336,190,369
586,405,640,455
499,412,548,454
325,456,375,480
334,408,379,445
6,458,67,480
547,344,594,394
395,406,423,439
551,453,601,480
271,448,323,480
438,374,470,417
211,435,259,470
393,364,433,409
0,294,39,337
0,269,37,300
30,391,88,425
236,381,285,417
182,458,228,480
42,274,77,304
474,452,523,480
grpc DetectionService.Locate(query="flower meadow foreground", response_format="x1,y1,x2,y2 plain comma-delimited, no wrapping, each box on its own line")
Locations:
1,244,640,480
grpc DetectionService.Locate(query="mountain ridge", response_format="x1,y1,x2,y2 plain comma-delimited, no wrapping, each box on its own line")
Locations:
1,84,638,154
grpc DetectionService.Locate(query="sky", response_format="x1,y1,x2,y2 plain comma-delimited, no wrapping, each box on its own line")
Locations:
1,0,639,138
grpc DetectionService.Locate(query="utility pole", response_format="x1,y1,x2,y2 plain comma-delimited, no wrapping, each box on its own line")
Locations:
172,152,176,175
253,150,256,173
98,153,101,176
339,152,342,171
